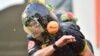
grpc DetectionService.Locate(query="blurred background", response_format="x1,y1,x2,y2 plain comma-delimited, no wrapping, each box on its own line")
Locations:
0,0,100,56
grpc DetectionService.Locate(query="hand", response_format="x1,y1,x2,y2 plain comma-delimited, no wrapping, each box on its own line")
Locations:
55,35,76,47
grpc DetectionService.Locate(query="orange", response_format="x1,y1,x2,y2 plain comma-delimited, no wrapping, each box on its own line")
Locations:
47,21,59,34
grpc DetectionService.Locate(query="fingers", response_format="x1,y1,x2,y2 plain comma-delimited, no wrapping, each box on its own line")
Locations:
63,35,75,39
55,35,76,47
68,35,76,42
63,35,76,40
72,38,76,42
66,38,76,43
62,35,76,43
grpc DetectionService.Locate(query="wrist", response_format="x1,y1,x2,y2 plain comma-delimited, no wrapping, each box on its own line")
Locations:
55,41,62,47
52,43,60,50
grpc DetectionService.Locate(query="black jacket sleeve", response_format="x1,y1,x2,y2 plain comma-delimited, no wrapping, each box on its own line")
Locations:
27,35,42,56
61,22,85,54
28,39,42,56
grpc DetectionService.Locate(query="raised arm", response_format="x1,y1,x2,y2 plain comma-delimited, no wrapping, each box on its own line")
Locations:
31,35,76,56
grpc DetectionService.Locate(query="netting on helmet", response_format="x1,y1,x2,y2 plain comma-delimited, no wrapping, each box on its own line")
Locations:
22,3,55,29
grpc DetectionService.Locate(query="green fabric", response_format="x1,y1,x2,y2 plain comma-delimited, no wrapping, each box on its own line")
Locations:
46,4,52,11
61,14,67,21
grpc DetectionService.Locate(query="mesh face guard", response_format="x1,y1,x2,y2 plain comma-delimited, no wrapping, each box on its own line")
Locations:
23,3,55,29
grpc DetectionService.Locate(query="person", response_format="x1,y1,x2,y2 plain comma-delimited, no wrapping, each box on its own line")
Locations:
57,11,94,54
21,2,94,56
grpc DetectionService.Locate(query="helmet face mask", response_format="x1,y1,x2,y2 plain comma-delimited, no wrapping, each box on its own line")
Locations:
34,13,54,29
23,3,55,28
26,14,41,27
25,13,53,28
22,3,57,38
24,13,54,38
